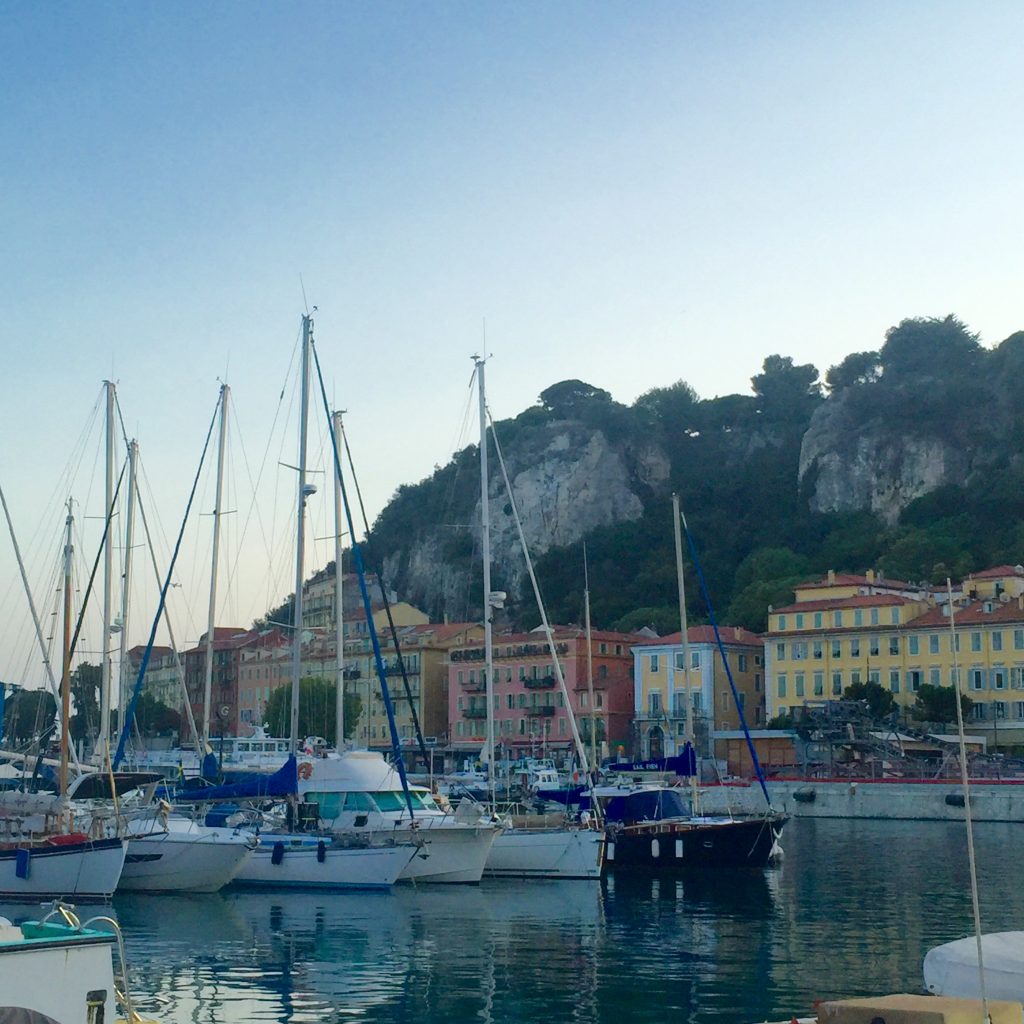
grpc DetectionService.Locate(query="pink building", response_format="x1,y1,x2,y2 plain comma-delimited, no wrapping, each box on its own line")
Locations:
447,627,643,763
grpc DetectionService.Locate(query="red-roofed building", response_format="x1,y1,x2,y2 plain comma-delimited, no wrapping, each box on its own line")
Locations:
630,626,764,760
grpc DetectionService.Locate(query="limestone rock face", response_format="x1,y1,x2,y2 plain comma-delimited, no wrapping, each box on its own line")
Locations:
381,421,669,618
799,395,968,526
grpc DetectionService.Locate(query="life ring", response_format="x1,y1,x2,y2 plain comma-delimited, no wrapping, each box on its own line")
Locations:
298,762,314,780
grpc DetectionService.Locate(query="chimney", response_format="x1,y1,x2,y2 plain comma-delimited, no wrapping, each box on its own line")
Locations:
827,569,836,585
866,569,876,584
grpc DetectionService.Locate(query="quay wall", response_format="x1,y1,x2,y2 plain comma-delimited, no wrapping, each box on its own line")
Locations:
696,779,1024,822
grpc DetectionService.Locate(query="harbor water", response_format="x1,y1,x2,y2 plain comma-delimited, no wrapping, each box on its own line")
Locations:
4,819,1022,1022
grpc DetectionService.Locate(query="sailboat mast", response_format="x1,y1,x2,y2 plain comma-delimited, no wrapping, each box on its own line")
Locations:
98,380,116,756
672,493,699,807
333,409,345,749
583,545,598,772
59,500,74,810
202,384,230,749
475,356,496,808
290,316,313,755
116,439,138,742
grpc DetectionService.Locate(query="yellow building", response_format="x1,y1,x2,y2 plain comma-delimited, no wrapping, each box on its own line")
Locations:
765,565,1024,746
631,626,765,760
346,622,483,761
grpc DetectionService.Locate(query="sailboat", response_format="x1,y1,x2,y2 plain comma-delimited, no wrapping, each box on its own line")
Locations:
596,495,787,871
229,313,417,890
470,356,604,881
0,502,127,900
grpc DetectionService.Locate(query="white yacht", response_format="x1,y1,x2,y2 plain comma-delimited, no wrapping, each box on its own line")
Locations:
299,751,498,884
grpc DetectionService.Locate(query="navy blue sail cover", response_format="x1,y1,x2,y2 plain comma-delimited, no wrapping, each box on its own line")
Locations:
175,754,298,802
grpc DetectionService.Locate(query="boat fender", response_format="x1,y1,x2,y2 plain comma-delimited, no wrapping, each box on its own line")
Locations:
298,762,313,780
271,841,285,865
317,840,326,863
15,848,30,879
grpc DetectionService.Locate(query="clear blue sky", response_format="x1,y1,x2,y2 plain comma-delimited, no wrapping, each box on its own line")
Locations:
1,1,1022,688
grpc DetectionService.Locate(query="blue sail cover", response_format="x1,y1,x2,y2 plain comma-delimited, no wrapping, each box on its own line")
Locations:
175,754,298,802
604,789,691,823
604,744,697,777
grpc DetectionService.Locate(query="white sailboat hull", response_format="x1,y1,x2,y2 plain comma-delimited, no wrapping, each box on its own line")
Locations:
485,827,604,880
235,837,416,890
0,837,126,900
120,821,255,893
396,822,497,884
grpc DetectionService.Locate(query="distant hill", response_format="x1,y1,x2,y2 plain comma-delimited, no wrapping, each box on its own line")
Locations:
361,315,1024,635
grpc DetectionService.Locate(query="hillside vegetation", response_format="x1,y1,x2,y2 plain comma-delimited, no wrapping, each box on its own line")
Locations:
362,315,1024,635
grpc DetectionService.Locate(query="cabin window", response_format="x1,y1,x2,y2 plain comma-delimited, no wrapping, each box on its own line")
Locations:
307,792,343,819
346,792,375,812
373,791,407,812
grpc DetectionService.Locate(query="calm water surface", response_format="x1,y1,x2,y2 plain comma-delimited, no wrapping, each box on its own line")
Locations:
4,819,1022,1023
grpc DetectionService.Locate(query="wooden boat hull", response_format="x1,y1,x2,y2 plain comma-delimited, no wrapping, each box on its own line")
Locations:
604,815,785,871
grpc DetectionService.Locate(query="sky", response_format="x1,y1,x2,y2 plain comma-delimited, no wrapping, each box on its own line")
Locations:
1,1,1022,691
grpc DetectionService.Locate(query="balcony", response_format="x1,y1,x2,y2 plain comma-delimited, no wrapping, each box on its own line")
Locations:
523,676,555,690
528,705,556,717
462,707,489,719
459,677,487,692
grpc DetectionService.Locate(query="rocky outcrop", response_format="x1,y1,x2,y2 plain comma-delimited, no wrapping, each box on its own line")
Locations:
381,421,669,618
799,394,969,525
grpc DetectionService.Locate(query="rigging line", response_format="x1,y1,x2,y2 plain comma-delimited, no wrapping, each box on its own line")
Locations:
340,419,429,765
486,403,597,798
678,509,772,809
69,459,128,662
310,336,415,819
132,452,201,753
113,391,222,769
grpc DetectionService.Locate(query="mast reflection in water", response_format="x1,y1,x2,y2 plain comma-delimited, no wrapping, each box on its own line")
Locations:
4,820,1024,1023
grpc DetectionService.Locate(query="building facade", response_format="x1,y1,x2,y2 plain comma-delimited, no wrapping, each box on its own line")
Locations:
446,628,641,764
630,627,765,760
764,565,1024,747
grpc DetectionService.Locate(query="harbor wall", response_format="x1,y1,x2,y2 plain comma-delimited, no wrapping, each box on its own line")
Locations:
697,779,1024,822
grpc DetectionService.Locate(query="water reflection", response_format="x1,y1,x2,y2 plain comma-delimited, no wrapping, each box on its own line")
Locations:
5,821,1024,1023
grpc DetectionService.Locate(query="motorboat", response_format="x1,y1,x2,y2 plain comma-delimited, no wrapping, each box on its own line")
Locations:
299,751,498,884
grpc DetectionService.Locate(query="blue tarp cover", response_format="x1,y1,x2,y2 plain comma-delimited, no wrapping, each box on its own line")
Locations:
175,754,298,802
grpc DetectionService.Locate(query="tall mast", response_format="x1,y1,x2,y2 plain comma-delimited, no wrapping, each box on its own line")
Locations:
98,380,116,756
202,384,230,749
116,439,138,741
583,543,597,771
59,500,74,817
672,493,699,807
290,316,314,755
475,355,496,809
333,409,345,749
